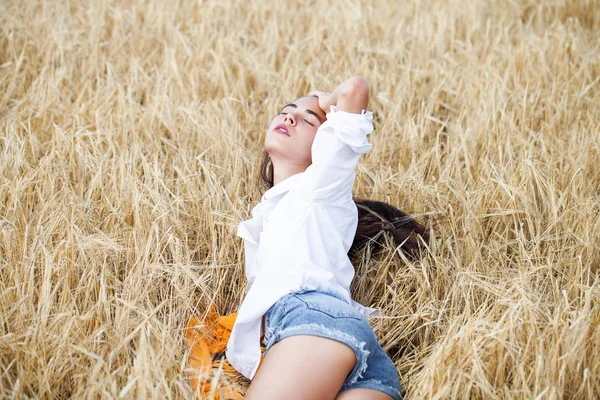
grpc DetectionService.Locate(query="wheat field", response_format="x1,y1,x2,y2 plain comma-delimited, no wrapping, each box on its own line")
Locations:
1,0,599,398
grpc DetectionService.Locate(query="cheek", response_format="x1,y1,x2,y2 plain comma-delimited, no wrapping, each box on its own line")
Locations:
266,119,280,137
300,129,318,150
268,115,283,128
309,131,318,146
308,126,319,143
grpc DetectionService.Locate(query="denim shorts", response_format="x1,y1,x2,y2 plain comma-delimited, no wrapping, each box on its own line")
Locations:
263,288,403,400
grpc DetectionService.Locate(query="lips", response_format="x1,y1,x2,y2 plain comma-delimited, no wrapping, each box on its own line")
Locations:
274,124,290,136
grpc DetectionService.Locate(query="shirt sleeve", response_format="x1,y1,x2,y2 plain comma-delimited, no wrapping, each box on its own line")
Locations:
304,105,374,202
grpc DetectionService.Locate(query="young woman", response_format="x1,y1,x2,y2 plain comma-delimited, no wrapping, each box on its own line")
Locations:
225,76,427,400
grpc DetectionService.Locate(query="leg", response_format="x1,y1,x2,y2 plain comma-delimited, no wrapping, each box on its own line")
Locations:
335,388,395,400
245,335,357,400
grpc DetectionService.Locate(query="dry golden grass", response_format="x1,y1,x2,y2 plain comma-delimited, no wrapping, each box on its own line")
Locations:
1,0,599,398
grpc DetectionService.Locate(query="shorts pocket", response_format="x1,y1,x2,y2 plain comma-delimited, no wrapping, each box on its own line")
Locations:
292,291,363,320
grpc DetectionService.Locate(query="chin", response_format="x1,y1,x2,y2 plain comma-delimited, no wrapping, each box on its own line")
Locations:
263,144,284,160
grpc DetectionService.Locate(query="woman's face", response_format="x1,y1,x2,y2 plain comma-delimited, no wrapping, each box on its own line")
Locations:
264,96,327,167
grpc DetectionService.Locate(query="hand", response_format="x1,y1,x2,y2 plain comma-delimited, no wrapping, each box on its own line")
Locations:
307,90,335,114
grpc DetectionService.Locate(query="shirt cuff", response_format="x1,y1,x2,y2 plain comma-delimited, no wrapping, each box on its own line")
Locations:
323,105,374,154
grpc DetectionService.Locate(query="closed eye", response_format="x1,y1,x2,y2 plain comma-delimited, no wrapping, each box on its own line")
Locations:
281,112,316,127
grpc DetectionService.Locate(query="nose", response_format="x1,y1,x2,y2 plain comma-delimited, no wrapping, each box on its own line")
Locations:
284,112,296,126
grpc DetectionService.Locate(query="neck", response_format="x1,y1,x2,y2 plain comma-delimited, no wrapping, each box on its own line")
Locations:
271,156,309,186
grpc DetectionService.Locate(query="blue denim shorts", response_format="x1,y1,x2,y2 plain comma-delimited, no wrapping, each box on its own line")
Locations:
263,288,403,400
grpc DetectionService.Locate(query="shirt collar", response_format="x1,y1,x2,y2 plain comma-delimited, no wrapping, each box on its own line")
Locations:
261,172,304,201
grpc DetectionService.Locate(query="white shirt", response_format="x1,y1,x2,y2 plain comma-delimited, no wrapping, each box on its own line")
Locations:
225,105,380,380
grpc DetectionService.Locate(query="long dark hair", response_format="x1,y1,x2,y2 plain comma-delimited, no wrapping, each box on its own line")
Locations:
258,149,429,259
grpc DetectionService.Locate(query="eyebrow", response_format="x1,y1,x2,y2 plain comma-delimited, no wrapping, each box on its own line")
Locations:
282,103,325,124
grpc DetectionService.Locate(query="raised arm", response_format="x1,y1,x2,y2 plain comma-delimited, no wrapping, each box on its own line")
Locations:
310,76,370,115
303,76,374,203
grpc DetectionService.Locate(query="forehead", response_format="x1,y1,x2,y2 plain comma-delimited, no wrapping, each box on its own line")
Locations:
292,96,319,107
287,96,325,118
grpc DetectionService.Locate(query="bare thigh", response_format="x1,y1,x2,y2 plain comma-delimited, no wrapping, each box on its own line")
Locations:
335,388,395,400
245,335,357,400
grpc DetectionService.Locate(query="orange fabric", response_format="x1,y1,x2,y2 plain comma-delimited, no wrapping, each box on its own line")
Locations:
184,304,266,399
